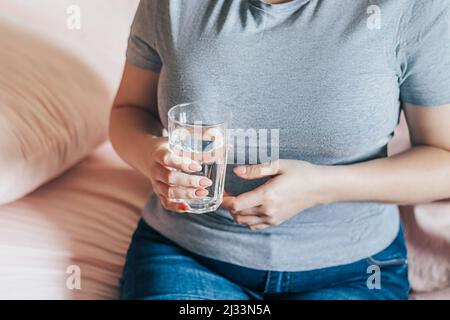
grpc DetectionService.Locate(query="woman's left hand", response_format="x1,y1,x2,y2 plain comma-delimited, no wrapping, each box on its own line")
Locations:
222,160,329,230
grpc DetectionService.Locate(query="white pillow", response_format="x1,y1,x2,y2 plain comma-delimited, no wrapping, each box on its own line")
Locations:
0,21,111,204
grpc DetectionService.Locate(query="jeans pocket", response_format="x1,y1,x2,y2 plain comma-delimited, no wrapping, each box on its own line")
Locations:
366,256,408,267
365,227,408,268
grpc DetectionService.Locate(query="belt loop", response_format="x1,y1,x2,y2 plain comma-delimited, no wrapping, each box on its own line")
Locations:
264,271,285,294
283,272,292,292
263,271,272,293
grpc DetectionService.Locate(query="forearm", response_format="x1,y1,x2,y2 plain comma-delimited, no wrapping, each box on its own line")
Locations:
322,146,450,205
109,106,163,176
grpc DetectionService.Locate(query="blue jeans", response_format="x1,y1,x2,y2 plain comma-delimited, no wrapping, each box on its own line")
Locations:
120,219,409,300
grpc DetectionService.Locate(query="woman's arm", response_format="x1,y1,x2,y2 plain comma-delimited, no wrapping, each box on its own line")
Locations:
109,62,163,176
322,103,450,205
110,63,211,213
223,103,450,230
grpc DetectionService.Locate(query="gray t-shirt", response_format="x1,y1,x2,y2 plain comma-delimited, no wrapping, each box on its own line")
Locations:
126,0,450,271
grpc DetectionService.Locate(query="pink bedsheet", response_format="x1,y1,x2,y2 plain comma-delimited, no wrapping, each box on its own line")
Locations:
0,143,151,299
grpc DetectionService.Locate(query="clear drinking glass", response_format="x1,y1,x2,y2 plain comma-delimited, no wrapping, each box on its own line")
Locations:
168,102,229,214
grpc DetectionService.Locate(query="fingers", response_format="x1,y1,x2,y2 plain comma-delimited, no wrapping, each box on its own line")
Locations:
221,195,234,209
233,160,280,180
230,206,260,221
247,224,271,231
154,165,213,188
159,196,189,213
155,146,202,173
232,208,272,231
224,193,279,230
154,181,209,200
234,214,265,227
223,185,267,213
225,197,272,230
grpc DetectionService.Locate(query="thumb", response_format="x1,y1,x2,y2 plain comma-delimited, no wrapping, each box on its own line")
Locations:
233,160,280,180
220,195,235,209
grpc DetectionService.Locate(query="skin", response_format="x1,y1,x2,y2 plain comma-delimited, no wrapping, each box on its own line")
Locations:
111,59,450,230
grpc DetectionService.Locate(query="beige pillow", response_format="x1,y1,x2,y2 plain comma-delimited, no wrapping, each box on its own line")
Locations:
0,21,111,204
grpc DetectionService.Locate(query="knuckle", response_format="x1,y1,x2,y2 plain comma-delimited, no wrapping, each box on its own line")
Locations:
247,166,258,176
189,175,199,187
236,217,249,226
172,155,183,167
179,157,191,169
153,181,163,194
160,184,169,197
261,206,273,217
166,171,176,185
162,152,172,166
160,170,169,183
266,216,278,225
178,163,189,173
167,187,176,199
161,149,171,163
229,202,239,213
151,145,163,158
187,189,196,199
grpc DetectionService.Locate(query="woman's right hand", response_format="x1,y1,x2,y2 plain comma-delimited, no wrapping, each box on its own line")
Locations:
145,137,213,213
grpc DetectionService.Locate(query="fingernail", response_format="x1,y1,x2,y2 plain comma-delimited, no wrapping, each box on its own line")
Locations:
196,189,209,197
177,203,188,211
199,178,213,187
189,163,202,172
234,166,246,175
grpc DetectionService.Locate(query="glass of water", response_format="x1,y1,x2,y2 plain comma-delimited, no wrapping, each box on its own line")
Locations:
168,102,229,214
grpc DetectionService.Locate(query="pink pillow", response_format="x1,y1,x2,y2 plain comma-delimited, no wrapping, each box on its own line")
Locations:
0,21,111,204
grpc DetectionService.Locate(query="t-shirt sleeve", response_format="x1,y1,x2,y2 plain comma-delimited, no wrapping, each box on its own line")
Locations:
398,0,450,107
126,0,162,73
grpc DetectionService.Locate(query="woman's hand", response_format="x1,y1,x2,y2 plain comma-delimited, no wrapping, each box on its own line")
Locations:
144,136,213,213
222,160,329,230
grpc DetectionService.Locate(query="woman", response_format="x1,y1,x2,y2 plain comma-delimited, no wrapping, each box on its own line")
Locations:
110,0,450,300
